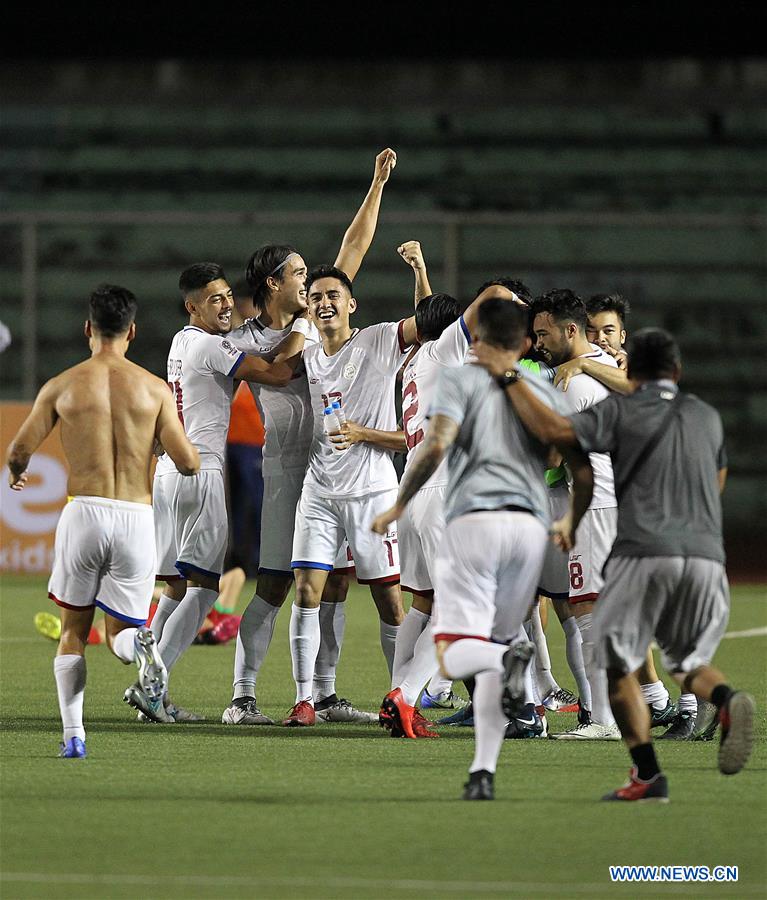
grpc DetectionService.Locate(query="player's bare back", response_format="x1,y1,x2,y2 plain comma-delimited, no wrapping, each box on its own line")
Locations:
49,356,175,504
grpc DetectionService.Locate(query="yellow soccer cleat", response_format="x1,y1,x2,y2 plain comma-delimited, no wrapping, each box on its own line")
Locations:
34,612,61,642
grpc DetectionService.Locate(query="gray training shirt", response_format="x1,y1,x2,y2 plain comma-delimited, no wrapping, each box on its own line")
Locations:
429,364,563,526
569,380,727,564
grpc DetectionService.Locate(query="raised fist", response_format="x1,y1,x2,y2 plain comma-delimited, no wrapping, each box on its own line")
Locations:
374,148,397,184
397,240,425,271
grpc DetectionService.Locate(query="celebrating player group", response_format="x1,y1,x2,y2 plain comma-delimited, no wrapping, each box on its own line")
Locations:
7,149,755,802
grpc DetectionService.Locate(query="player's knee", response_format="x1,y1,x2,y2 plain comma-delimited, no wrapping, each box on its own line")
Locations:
257,575,292,607
293,579,322,609
322,572,350,604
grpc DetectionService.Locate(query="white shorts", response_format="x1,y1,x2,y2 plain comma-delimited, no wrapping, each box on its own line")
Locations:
594,556,730,674
259,470,352,576
568,506,618,605
153,468,228,582
291,489,399,584
48,496,156,626
432,511,548,644
399,484,446,595
538,482,570,600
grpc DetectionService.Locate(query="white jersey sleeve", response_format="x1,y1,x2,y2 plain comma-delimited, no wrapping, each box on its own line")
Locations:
199,335,245,378
366,321,413,375
430,316,472,367
555,347,617,509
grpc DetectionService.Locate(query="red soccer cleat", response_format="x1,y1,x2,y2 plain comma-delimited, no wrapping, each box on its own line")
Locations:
282,700,315,727
412,708,439,739
379,688,416,739
209,614,241,645
602,767,669,803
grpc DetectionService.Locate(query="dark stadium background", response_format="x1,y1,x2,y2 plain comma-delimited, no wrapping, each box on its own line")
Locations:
1,9,764,577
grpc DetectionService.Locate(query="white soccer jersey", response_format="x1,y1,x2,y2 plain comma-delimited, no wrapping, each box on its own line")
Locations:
229,318,320,475
403,316,471,488
156,326,244,474
555,345,617,509
302,321,412,499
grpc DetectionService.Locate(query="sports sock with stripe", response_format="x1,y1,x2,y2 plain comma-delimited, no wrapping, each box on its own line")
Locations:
641,679,671,711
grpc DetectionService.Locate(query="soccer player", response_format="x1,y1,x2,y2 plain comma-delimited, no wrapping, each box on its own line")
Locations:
383,248,534,737
485,327,755,800
221,149,397,726
5,285,200,756
531,290,620,740
373,299,590,799
133,263,298,723
557,294,687,735
283,255,429,728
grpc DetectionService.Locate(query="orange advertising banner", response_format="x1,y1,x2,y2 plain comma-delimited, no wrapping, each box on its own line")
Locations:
1,403,69,574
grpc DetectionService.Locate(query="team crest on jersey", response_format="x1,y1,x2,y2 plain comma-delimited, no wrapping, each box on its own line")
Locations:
343,363,357,379
221,340,236,353
309,377,319,384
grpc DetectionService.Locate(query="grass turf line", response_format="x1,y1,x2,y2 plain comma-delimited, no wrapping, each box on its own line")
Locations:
1,577,765,899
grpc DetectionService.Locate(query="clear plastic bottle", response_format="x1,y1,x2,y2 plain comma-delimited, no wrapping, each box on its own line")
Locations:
331,400,347,427
323,406,340,439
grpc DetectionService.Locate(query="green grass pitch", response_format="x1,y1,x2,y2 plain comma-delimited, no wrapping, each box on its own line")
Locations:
1,577,765,899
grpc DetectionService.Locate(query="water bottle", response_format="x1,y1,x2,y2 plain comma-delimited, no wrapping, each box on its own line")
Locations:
323,406,340,439
331,400,347,427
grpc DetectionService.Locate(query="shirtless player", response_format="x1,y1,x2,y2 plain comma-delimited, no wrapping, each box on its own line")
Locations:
6,285,199,757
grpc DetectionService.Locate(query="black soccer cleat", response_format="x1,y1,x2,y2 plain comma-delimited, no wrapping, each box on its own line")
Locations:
649,700,678,729
463,769,495,801
657,711,695,741
501,639,535,720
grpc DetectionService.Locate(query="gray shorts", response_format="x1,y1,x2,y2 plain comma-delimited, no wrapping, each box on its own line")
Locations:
593,556,730,675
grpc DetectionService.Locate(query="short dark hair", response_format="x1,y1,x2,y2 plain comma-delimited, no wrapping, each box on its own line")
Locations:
88,284,137,337
474,277,533,305
531,289,588,332
586,293,631,328
305,265,353,297
476,298,530,351
415,293,462,342
627,328,681,380
245,245,299,313
179,263,226,297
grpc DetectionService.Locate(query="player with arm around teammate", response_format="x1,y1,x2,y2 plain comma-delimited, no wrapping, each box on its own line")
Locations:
132,263,297,723
221,149,398,726
476,327,755,801
373,299,592,798
6,285,200,757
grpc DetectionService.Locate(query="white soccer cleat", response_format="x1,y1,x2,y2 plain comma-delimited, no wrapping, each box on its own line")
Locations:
550,721,621,741
133,626,167,701
315,697,378,724
221,700,275,726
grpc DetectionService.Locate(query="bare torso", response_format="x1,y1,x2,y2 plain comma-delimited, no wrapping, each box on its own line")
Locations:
53,355,169,504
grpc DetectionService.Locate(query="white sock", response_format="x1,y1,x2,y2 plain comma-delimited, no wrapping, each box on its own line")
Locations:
150,594,180,644
531,605,558,696
576,613,615,727
426,672,452,698
379,621,399,678
641,679,670,711
518,624,538,705
314,601,346,702
400,627,440,706
441,639,506,680
111,628,137,664
564,616,591,710
391,606,429,688
678,692,698,714
54,655,86,742
158,587,217,674
290,604,320,703
469,670,507,774
232,594,280,700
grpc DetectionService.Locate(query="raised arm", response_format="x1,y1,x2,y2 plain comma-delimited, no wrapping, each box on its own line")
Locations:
6,379,59,490
270,314,312,369
155,387,200,476
371,414,459,534
398,240,433,304
334,148,397,282
554,356,630,394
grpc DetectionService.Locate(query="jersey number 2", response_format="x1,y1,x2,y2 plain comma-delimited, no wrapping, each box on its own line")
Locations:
169,381,184,426
402,381,424,450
